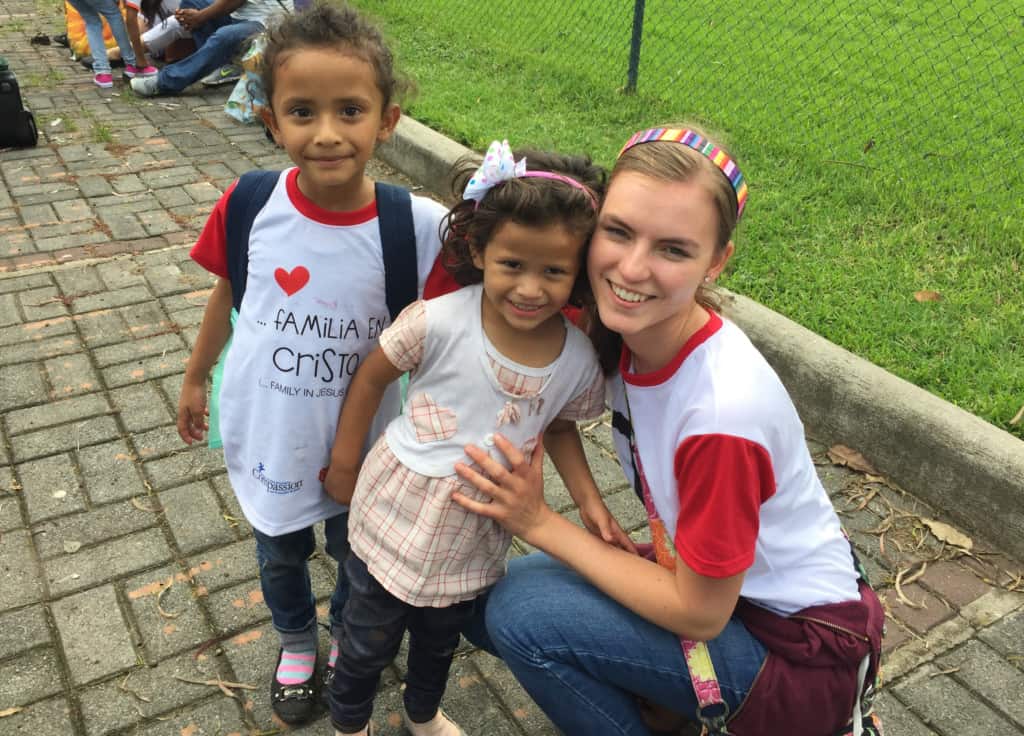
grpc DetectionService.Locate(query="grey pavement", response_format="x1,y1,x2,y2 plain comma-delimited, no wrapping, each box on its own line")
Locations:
2,4,1024,735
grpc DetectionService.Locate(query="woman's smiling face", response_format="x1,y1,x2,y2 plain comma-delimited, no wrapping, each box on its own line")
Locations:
587,171,732,358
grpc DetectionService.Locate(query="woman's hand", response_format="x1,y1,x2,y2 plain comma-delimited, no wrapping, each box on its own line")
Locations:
452,433,556,541
578,496,637,554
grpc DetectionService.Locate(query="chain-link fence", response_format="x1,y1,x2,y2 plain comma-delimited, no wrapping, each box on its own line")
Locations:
359,0,1023,211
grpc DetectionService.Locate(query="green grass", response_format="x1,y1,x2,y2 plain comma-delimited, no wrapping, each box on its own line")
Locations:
90,121,113,143
353,0,1024,437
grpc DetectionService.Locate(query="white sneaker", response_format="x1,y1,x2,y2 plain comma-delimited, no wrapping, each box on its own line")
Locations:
130,75,160,97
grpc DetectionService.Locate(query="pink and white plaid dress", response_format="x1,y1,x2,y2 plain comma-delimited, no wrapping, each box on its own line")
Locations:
348,300,605,606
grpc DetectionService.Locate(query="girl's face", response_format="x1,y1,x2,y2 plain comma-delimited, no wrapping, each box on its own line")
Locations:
472,220,585,338
262,47,399,211
588,171,733,360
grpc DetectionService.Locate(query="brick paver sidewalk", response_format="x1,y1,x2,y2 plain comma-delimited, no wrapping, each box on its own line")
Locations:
2,3,1023,734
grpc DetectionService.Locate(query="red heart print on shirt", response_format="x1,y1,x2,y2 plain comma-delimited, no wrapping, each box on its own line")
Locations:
274,266,309,296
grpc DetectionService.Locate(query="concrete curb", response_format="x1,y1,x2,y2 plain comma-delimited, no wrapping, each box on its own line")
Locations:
377,116,1024,561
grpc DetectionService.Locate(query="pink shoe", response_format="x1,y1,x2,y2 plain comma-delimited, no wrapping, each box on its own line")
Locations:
124,64,158,79
93,73,113,88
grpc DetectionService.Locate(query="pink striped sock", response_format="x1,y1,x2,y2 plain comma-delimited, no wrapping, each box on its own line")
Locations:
275,649,316,685
328,638,340,668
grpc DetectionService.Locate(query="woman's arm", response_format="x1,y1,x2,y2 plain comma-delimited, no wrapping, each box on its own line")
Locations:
323,348,404,504
177,278,232,444
544,419,634,552
454,433,743,640
124,7,150,69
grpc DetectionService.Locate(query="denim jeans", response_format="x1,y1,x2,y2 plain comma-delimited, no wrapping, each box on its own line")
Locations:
462,553,768,735
66,0,137,74
328,553,475,732
156,0,262,93
252,512,350,643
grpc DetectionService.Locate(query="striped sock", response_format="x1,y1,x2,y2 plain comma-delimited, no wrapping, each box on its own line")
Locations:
328,638,340,668
275,648,316,685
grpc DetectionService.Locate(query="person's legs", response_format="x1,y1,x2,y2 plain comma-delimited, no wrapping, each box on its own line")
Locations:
330,553,409,734
403,599,474,724
323,511,351,677
253,526,319,723
154,18,260,93
66,0,111,75
483,553,767,735
141,16,190,57
91,0,136,67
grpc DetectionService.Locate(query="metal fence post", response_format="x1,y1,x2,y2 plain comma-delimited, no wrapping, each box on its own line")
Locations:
625,0,646,94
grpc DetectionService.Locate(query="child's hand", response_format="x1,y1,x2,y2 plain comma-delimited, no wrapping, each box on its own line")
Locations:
578,496,636,553
322,463,358,505
176,377,209,444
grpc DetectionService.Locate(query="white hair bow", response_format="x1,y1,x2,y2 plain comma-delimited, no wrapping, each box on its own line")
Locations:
463,139,527,203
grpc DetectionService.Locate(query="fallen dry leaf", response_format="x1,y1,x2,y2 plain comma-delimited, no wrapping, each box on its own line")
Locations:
1010,404,1024,426
827,444,878,475
0,706,23,717
914,290,942,302
63,541,82,554
922,518,973,551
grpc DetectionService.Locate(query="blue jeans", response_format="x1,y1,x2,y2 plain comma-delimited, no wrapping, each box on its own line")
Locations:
463,553,768,735
156,0,262,93
66,0,137,74
252,512,350,644
329,553,475,732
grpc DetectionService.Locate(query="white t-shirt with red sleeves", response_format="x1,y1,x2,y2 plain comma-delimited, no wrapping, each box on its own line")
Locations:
608,311,860,615
191,167,447,536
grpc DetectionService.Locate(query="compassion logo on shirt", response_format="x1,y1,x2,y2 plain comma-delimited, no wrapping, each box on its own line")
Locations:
251,462,303,494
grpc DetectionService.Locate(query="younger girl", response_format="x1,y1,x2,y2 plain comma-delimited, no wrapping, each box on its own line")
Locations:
176,4,448,726
454,127,884,736
323,140,633,736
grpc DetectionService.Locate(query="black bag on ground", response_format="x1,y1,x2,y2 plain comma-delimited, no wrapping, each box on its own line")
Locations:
0,57,39,148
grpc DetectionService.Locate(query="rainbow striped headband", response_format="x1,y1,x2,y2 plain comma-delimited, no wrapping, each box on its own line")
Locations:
619,128,748,218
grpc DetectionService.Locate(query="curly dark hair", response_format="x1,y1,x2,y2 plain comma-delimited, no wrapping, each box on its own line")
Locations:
259,2,410,109
441,148,606,305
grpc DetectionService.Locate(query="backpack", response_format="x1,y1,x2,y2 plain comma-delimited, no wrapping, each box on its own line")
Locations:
207,170,419,449
223,170,418,318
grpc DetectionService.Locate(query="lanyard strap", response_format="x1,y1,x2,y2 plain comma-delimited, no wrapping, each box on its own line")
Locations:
614,386,732,735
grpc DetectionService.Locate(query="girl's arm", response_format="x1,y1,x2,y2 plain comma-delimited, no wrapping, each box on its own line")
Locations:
454,433,743,641
544,419,634,552
177,278,232,444
124,7,150,69
323,348,404,504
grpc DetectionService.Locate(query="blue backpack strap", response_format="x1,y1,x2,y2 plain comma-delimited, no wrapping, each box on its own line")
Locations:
224,170,280,312
374,181,418,321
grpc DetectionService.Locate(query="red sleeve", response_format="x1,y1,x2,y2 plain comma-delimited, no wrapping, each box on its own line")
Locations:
189,180,237,279
672,434,776,578
422,253,461,299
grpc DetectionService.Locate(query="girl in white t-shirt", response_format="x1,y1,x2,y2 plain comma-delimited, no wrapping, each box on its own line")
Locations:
323,140,634,736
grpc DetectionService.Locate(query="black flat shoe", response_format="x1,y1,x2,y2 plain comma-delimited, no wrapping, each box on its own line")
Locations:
270,649,318,725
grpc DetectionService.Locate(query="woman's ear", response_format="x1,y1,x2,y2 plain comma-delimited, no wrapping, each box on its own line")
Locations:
706,240,735,282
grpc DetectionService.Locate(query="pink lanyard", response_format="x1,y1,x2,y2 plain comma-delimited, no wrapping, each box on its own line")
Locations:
619,386,733,735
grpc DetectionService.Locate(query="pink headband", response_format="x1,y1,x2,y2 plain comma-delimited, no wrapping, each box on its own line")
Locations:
464,139,598,210
619,127,748,218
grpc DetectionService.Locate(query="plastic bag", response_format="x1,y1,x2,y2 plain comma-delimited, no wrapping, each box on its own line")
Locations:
224,34,268,124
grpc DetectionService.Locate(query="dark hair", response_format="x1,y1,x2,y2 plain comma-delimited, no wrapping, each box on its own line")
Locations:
590,124,743,374
441,148,606,306
260,2,409,109
139,0,170,25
